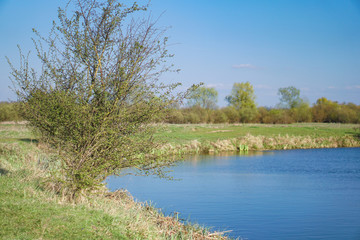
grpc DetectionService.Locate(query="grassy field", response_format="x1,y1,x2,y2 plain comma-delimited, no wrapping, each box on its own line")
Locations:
154,123,360,154
1,122,358,146
155,123,360,145
0,123,228,240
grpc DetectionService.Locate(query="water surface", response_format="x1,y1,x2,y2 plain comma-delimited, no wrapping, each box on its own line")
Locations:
107,148,360,239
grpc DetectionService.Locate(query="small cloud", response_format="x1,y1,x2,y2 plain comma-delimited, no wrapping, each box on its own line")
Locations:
206,83,224,88
345,85,360,90
254,84,272,89
206,83,231,90
327,86,336,89
232,64,257,69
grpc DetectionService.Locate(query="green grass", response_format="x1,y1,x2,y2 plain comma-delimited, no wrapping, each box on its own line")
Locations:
0,175,129,239
0,123,229,240
155,123,360,145
0,139,127,239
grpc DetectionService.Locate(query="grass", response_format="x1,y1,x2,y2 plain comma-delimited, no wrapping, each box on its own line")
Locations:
0,123,34,142
0,123,229,240
1,176,128,239
155,123,360,144
154,123,360,154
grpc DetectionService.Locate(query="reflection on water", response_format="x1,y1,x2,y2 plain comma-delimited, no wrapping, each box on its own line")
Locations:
107,148,360,240
185,151,275,167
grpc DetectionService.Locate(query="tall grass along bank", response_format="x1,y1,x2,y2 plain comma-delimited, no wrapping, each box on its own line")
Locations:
155,123,360,155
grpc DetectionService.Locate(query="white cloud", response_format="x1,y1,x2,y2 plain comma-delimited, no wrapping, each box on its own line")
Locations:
327,86,336,89
206,83,231,90
206,83,224,88
232,64,257,69
254,84,272,89
345,85,360,90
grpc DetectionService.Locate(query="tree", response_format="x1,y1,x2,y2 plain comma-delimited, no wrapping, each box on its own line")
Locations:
311,97,340,122
8,0,190,199
277,86,302,109
225,82,257,122
187,86,218,109
311,97,360,123
291,102,312,122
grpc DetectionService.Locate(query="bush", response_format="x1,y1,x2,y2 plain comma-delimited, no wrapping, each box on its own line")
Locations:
213,109,228,123
9,0,187,199
262,109,294,124
222,107,240,123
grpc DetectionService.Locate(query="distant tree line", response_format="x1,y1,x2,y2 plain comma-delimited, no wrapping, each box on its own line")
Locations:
0,102,22,122
164,84,360,124
1,84,360,124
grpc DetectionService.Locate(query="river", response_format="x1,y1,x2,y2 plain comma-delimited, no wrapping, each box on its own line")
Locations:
106,148,360,239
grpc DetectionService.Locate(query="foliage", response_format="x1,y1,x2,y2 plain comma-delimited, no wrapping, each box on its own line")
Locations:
0,102,22,122
261,108,294,124
187,86,218,109
8,0,190,198
212,108,228,123
312,98,360,123
291,102,312,122
277,86,302,109
225,82,257,122
162,100,360,125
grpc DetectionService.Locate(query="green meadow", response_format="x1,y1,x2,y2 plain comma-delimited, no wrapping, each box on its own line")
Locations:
154,123,360,155
155,123,360,145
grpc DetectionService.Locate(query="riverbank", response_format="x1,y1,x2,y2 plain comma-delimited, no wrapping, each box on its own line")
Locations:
155,123,360,155
1,122,359,239
0,123,229,239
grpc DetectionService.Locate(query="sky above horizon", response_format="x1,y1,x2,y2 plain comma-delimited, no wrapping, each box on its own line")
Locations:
1,0,359,107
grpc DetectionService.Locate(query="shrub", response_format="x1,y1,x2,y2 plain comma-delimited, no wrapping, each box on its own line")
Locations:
8,0,190,199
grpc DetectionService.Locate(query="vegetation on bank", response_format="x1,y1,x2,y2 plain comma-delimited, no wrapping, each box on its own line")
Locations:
155,123,360,154
0,123,229,239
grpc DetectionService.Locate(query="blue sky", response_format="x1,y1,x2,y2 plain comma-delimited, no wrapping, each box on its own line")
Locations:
1,0,359,107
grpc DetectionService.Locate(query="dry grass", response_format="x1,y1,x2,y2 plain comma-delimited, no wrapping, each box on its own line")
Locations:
93,189,231,240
